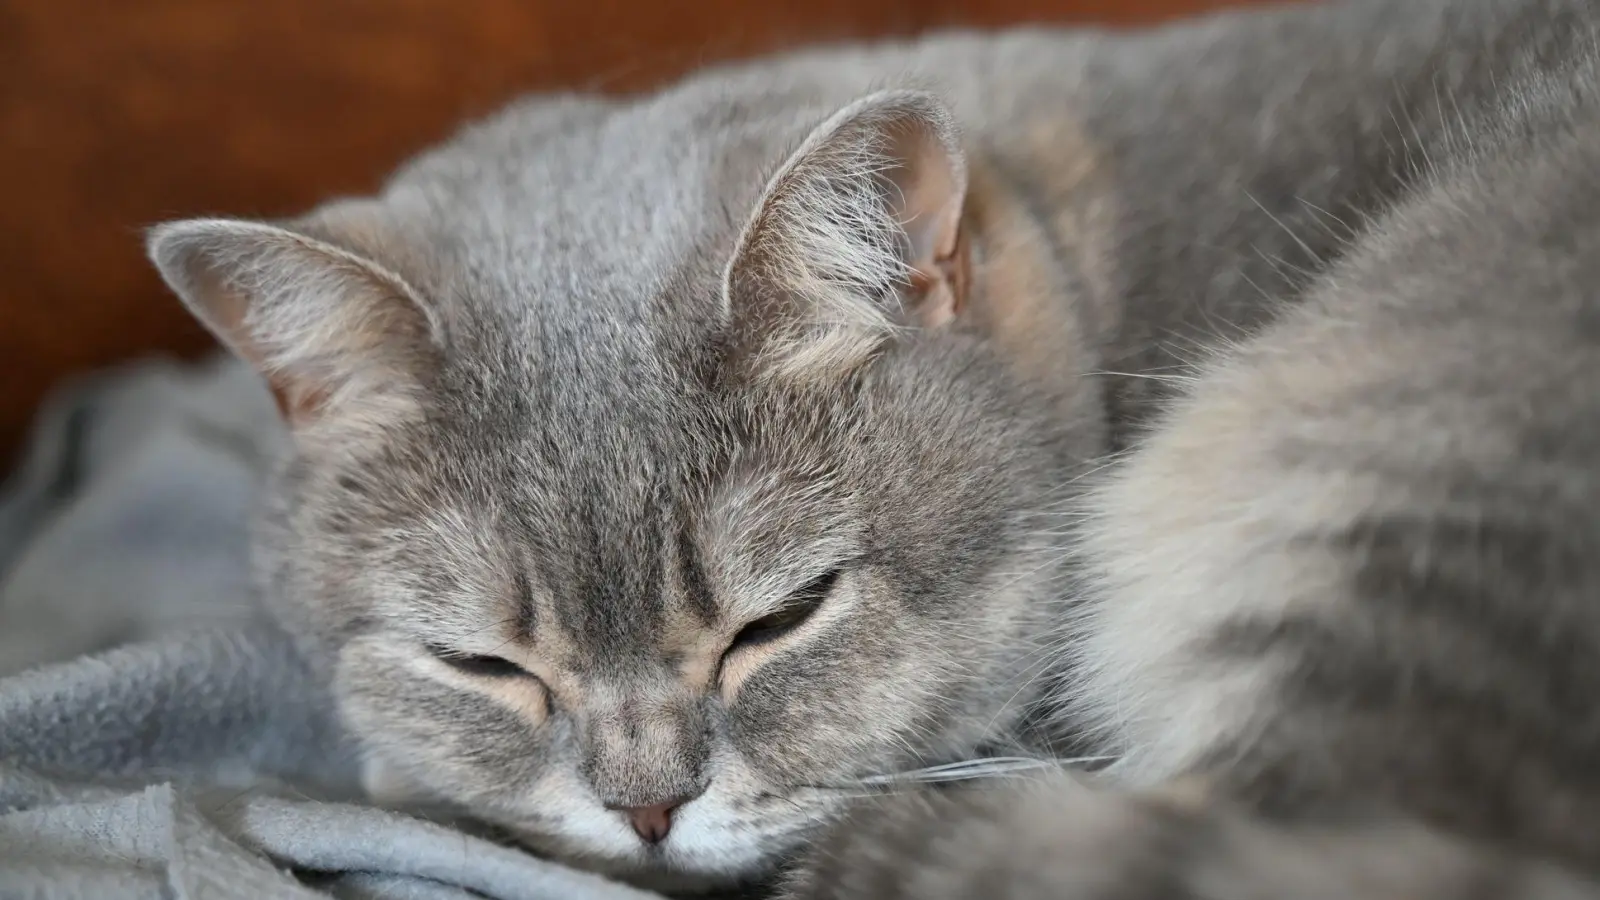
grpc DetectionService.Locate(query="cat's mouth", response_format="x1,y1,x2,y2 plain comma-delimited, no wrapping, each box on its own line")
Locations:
467,812,794,895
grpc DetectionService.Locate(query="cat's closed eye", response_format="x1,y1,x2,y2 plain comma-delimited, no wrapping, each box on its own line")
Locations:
426,645,530,679
426,645,557,719
729,568,841,650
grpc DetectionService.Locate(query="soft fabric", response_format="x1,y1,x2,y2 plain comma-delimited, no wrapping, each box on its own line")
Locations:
0,355,658,900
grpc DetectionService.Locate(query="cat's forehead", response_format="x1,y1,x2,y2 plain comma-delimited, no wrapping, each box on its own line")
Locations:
393,258,888,629
403,375,854,670
383,90,825,307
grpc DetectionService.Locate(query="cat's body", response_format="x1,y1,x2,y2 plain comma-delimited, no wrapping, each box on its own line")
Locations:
147,0,1600,895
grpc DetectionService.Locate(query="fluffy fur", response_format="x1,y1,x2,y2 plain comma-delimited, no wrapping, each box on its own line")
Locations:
148,0,1600,895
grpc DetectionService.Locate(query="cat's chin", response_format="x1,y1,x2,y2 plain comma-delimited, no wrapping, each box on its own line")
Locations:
495,824,782,895
602,864,762,896
546,849,772,897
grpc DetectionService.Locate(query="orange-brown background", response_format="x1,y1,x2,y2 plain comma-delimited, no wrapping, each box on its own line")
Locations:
0,0,1270,457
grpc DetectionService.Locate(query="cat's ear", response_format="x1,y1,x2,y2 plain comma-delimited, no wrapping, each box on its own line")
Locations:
147,210,440,428
723,89,969,381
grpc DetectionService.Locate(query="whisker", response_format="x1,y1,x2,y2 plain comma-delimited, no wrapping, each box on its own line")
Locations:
801,754,1118,793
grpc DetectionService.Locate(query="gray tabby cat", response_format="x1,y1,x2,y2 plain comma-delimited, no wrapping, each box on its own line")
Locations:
146,0,1600,895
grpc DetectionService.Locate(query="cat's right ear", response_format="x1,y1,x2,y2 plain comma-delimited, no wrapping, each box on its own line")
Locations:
147,216,440,429
723,89,969,383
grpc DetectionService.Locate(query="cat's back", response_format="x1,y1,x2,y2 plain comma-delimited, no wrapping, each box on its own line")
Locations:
1078,40,1600,869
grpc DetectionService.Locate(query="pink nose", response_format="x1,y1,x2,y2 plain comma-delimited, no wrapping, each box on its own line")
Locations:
615,800,680,844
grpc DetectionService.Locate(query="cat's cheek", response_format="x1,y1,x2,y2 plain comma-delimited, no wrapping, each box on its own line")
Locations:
331,636,550,809
360,752,431,808
726,627,947,789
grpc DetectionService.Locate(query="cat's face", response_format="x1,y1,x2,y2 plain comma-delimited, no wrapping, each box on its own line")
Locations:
310,337,1071,888
149,88,1100,888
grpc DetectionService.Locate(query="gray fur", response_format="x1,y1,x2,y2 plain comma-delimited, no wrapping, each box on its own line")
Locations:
146,0,1600,895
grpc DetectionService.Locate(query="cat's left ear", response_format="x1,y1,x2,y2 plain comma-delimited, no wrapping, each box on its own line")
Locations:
723,89,969,381
146,204,441,431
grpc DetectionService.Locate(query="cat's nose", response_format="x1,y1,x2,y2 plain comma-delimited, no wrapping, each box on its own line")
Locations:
611,799,686,844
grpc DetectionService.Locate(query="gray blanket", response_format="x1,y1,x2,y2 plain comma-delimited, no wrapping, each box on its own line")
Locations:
0,356,659,900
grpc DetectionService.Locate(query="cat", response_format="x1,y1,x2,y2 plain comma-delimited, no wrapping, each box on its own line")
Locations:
146,0,1600,895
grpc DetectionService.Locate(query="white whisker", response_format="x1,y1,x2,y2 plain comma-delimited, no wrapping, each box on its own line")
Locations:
850,754,1117,787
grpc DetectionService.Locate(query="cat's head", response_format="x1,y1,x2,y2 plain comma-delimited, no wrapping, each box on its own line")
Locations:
148,86,1102,889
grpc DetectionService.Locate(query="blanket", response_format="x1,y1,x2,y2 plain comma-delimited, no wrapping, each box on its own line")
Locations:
0,355,660,900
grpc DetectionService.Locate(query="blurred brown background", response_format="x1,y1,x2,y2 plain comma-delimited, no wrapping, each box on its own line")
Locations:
0,0,1272,457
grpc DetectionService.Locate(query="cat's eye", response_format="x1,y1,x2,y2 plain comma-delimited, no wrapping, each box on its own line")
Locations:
731,568,841,649
426,645,529,679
